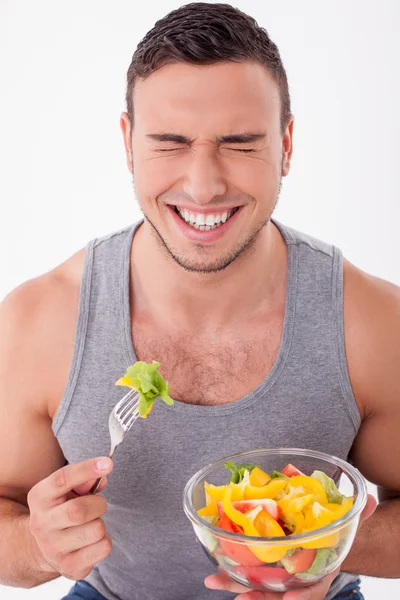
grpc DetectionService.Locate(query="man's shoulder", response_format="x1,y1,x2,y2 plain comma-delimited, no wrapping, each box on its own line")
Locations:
0,248,86,415
343,259,400,416
1,247,86,325
274,220,335,258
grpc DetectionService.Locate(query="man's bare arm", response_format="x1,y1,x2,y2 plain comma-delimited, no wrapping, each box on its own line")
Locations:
0,277,69,586
0,249,113,588
0,497,59,587
341,261,400,577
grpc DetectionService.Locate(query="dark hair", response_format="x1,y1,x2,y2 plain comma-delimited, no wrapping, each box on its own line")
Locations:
126,3,291,134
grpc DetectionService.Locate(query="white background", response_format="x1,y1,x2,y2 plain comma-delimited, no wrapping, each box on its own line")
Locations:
1,0,399,598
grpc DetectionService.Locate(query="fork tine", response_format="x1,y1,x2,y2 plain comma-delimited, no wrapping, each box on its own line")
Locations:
117,397,139,421
115,389,139,414
123,409,141,431
114,390,137,414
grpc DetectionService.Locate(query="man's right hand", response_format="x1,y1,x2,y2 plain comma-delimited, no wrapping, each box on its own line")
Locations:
27,457,114,580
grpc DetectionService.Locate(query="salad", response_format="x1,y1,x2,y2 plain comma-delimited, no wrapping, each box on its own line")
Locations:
116,360,174,417
197,461,353,583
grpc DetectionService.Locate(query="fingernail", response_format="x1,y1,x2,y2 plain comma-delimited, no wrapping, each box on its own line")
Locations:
96,458,111,471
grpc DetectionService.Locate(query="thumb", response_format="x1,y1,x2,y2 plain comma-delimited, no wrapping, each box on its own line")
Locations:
359,493,377,527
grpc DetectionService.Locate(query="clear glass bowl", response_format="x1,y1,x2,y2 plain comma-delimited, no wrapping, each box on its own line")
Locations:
183,448,367,593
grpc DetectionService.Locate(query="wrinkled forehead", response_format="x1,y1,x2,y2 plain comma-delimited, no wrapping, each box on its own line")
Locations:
132,61,281,137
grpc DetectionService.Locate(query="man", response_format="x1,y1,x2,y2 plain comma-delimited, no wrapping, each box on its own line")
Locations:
0,3,398,600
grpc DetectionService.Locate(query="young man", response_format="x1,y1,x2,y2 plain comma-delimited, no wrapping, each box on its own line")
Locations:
0,4,398,600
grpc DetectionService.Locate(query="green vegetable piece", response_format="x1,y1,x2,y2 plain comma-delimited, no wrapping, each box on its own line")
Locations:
311,470,345,504
117,361,174,417
295,548,337,580
224,461,259,484
270,470,289,480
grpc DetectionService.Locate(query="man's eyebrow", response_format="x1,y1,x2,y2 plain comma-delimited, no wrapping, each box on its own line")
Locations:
146,132,266,145
216,133,266,144
146,133,191,144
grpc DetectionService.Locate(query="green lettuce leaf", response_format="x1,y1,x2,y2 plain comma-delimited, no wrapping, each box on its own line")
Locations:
224,461,259,484
270,470,289,480
311,470,345,504
116,361,174,418
295,548,337,580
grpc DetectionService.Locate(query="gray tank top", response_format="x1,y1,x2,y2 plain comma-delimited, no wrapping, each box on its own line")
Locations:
52,219,361,600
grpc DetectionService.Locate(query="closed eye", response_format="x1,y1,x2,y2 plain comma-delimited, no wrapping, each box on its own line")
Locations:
228,148,256,153
155,148,186,152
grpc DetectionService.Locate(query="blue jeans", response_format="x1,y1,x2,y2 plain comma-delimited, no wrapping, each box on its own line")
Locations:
62,581,107,599
332,578,364,599
62,578,363,599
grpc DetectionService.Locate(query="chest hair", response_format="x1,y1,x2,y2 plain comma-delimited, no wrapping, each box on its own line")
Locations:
132,323,282,405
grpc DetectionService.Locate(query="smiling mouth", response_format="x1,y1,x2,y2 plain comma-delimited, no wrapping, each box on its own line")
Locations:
172,206,240,231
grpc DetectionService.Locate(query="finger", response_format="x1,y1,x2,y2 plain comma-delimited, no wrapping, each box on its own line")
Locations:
31,458,113,507
72,476,108,497
48,494,108,530
359,494,377,526
205,573,252,594
53,518,107,554
283,567,340,600
60,534,112,580
236,591,283,600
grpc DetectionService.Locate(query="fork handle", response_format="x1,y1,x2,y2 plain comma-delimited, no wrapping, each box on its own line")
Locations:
88,446,117,495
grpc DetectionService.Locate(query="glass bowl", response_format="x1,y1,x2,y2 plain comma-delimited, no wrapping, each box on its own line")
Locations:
183,448,367,593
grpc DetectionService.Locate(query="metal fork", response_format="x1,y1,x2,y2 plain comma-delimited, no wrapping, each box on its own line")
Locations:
88,389,140,495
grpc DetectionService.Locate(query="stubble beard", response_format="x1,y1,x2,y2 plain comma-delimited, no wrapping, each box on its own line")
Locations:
133,163,282,274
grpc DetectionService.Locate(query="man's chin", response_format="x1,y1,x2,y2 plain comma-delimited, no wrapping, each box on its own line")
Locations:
166,252,242,274
145,214,268,274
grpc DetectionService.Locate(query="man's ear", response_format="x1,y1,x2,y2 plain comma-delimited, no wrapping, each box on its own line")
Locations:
120,112,133,174
281,115,294,177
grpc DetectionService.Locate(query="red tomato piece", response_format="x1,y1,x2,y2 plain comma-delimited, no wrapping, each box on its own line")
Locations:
281,463,305,477
218,513,263,566
281,548,317,574
217,499,281,521
235,565,291,585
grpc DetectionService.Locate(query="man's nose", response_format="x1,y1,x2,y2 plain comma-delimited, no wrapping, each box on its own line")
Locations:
182,151,227,205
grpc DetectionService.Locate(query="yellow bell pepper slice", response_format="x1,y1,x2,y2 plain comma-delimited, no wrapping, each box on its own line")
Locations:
222,486,260,533
204,479,248,505
304,502,335,530
249,467,271,487
301,497,354,548
301,501,345,549
204,482,226,505
285,476,328,505
221,487,290,563
277,493,313,534
278,493,314,515
245,478,287,500
197,502,219,517
326,497,354,519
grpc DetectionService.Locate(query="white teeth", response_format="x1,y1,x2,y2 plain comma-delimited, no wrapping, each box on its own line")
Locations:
205,214,215,226
195,214,205,226
174,206,238,230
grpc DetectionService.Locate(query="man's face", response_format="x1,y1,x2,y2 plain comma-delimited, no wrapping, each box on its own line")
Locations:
121,61,293,272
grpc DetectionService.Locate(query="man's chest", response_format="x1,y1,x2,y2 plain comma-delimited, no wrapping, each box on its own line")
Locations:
132,320,283,405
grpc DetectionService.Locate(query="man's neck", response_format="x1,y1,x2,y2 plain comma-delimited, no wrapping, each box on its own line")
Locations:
130,220,288,333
